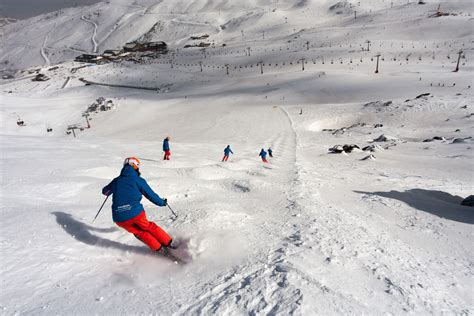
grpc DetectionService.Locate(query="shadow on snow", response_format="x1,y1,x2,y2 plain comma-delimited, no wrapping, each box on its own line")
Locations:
355,189,474,224
51,211,152,255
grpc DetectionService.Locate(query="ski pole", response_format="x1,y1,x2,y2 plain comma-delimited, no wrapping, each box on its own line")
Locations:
167,203,178,218
93,195,109,223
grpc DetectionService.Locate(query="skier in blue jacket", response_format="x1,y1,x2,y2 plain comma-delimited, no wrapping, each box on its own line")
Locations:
222,145,233,162
163,136,171,160
102,157,172,252
259,148,268,163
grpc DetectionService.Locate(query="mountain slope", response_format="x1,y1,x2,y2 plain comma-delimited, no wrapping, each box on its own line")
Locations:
0,0,473,314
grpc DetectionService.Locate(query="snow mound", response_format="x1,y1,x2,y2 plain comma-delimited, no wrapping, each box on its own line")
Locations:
362,144,385,152
361,154,376,161
373,134,401,142
328,1,353,15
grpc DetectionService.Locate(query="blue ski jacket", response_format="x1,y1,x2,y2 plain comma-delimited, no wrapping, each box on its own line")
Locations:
259,149,267,158
163,138,170,152
102,165,166,222
224,146,233,156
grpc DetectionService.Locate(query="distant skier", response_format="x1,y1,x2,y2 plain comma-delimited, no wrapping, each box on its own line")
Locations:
222,145,233,162
259,148,268,163
102,157,173,253
268,147,273,158
163,136,171,160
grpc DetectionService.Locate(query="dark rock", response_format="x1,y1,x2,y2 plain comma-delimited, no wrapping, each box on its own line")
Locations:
451,138,466,144
342,144,360,153
190,34,209,40
330,123,368,135
415,93,430,99
461,195,474,207
329,145,345,154
362,144,384,152
364,100,393,108
329,144,361,154
374,124,383,128
424,136,445,142
32,73,50,82
373,134,400,142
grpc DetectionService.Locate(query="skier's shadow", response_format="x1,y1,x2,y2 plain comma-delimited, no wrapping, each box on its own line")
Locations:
51,212,151,255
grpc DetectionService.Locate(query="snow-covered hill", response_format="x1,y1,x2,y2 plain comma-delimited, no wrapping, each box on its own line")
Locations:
3,0,472,71
1,0,473,314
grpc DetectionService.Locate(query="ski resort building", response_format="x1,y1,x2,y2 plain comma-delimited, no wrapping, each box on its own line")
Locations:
123,41,168,53
74,54,103,63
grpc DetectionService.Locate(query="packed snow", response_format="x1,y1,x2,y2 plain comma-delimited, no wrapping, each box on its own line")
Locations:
1,0,473,314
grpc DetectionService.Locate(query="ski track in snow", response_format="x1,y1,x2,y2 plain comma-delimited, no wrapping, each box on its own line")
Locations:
65,47,89,54
61,77,71,89
40,35,50,66
175,106,303,314
39,22,57,66
97,5,149,48
81,15,98,53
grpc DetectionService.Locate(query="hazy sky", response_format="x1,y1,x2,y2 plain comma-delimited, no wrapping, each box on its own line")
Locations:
1,0,103,19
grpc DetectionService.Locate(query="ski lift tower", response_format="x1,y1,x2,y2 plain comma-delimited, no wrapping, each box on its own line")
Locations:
258,61,264,74
82,113,91,128
374,53,381,74
454,50,463,72
299,58,306,71
67,124,79,138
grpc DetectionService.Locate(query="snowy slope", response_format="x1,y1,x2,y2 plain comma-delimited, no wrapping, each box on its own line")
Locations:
1,0,473,314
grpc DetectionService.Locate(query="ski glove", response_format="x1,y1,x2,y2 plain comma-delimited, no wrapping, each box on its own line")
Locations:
163,198,168,206
102,185,113,196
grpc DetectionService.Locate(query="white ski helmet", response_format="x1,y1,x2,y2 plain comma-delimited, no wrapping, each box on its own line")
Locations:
123,157,141,170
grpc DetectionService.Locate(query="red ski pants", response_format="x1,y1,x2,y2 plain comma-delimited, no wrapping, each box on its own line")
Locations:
163,151,171,160
222,155,229,162
116,211,171,251
261,157,268,163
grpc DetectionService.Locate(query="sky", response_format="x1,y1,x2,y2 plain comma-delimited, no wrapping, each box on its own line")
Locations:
0,0,102,19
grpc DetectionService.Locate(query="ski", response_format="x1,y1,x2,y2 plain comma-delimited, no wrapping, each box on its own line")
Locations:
167,253,185,265
157,247,186,265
